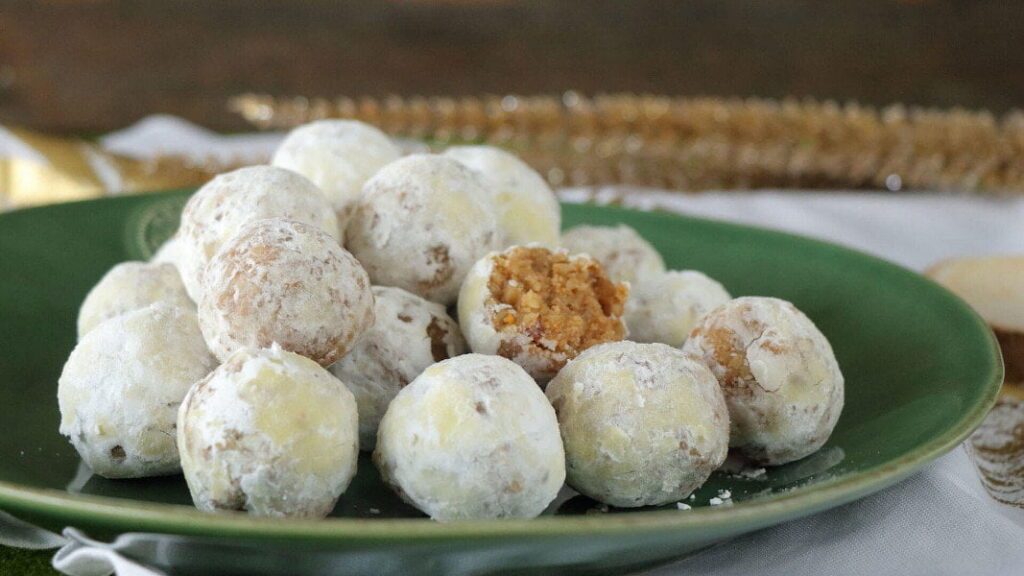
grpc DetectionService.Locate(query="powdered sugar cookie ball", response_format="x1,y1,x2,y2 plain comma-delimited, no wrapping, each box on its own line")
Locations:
625,270,731,347
683,297,845,466
272,119,401,228
199,218,373,367
330,286,466,450
375,354,565,521
459,246,628,383
346,154,500,304
151,234,183,268
560,224,666,285
546,341,729,507
178,345,359,518
58,303,217,479
77,261,194,338
443,145,560,248
177,165,338,301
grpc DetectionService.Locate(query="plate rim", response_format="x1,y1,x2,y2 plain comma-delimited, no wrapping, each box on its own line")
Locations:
0,193,1004,543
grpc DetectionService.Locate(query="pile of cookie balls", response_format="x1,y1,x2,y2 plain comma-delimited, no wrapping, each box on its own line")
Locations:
58,119,844,521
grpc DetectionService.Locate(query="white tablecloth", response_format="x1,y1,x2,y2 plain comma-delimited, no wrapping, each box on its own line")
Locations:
2,116,1023,576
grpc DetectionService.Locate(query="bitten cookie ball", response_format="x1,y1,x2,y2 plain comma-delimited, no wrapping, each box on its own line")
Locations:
443,145,561,248
547,342,729,507
177,165,339,301
330,286,467,450
345,154,501,304
58,303,217,478
178,345,359,518
271,119,401,228
683,296,845,466
77,261,194,338
625,270,732,347
560,224,666,285
374,354,565,521
459,246,628,383
199,218,374,367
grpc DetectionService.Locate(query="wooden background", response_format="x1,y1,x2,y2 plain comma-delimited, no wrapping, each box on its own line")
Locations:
1,0,1021,134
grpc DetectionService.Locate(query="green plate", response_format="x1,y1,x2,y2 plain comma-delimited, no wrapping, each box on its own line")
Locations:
0,191,1002,576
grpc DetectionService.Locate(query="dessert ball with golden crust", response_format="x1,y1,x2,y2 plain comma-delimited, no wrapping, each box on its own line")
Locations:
59,302,217,478
546,341,729,507
459,246,628,383
443,145,561,249
560,224,666,285
272,119,401,230
199,218,374,367
683,296,845,466
178,345,359,518
374,354,565,522
77,261,193,338
177,165,339,301
330,286,467,450
625,270,731,347
345,154,501,305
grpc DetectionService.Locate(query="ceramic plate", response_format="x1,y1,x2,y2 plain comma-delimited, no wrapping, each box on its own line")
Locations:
0,191,1002,576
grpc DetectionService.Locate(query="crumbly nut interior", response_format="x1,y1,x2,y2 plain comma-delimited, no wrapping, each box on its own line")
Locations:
700,322,754,388
693,305,790,392
487,247,628,354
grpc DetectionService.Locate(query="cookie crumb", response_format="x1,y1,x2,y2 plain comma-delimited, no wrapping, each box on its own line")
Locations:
741,467,767,479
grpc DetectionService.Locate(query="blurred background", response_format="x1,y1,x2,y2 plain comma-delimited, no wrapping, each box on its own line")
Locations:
1,5,1023,575
2,0,1021,134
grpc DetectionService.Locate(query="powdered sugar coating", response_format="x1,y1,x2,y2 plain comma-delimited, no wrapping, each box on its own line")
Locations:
177,165,339,301
77,261,194,338
374,354,565,521
561,224,666,285
345,154,500,304
546,341,729,507
443,145,560,248
272,120,401,229
151,234,183,268
199,218,374,367
330,286,466,451
683,296,845,465
625,270,732,347
58,303,217,478
178,345,359,518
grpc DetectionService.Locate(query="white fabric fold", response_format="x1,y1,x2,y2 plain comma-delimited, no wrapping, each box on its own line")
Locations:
653,448,1024,576
98,114,284,165
0,510,66,550
52,530,165,576
558,187,1024,272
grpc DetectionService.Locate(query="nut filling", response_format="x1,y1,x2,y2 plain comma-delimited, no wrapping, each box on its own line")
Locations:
682,296,845,466
486,247,628,356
